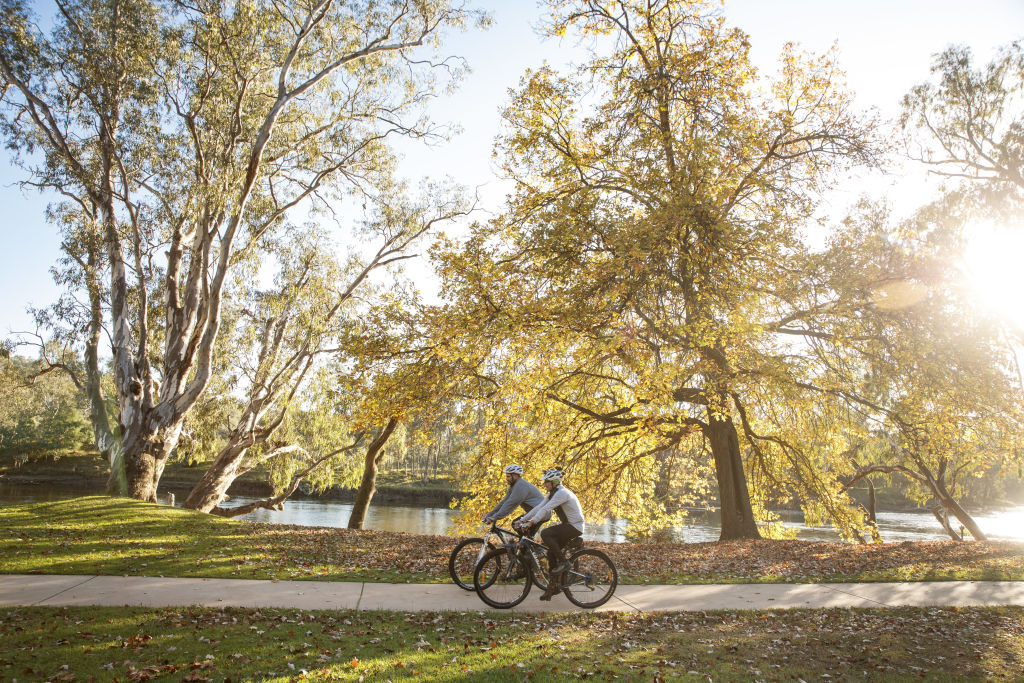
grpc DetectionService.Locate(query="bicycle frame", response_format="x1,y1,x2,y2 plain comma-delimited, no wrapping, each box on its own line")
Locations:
476,523,519,567
513,534,590,588
482,523,589,586
511,534,550,582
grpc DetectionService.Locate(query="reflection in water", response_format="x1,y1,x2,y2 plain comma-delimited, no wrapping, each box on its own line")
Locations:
3,482,1024,544
218,495,1024,544
230,497,638,542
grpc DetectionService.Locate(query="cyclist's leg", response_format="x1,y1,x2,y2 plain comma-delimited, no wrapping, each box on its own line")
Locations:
540,523,581,573
539,524,580,600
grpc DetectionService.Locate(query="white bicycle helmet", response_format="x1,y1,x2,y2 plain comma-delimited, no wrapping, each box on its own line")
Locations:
541,468,563,483
503,464,524,475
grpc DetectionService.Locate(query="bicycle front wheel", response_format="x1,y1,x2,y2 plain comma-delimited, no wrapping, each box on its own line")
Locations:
474,548,531,609
562,549,618,608
528,549,550,591
448,538,495,590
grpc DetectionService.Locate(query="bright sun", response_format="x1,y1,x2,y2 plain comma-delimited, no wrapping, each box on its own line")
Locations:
963,221,1024,331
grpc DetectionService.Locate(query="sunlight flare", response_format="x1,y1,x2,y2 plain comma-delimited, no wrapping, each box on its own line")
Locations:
963,221,1024,330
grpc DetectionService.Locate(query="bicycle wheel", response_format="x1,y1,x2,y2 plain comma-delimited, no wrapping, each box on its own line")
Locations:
474,547,531,609
448,538,494,591
562,549,618,608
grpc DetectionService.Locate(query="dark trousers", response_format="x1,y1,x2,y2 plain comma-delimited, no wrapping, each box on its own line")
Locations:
541,522,582,568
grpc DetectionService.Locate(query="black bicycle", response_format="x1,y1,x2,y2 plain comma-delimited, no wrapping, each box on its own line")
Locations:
472,531,617,609
448,523,550,591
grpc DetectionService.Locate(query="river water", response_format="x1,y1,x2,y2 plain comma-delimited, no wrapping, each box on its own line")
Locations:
3,481,1024,543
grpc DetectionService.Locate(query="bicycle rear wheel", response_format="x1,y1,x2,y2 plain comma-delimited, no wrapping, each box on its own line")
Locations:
562,549,617,608
474,548,531,609
448,538,494,591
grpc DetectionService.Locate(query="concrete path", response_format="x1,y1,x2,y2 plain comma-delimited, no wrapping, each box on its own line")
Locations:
2,574,1023,613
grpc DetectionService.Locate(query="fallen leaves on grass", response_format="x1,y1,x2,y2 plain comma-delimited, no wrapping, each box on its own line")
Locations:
593,538,1024,583
3,497,1023,584
11,605,1022,681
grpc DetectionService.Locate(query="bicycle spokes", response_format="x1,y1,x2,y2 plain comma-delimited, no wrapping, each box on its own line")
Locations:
562,549,618,609
474,547,532,609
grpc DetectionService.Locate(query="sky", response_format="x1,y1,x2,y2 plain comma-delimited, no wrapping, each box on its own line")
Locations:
2,0,1023,339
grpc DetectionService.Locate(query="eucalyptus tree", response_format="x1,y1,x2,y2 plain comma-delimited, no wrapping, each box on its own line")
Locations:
0,0,479,501
1,0,164,493
438,0,879,539
181,188,470,515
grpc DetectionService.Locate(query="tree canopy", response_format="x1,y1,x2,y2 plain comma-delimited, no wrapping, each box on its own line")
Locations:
437,0,887,539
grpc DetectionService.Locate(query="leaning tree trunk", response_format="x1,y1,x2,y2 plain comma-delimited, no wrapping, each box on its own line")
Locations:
912,453,987,541
348,418,399,530
706,414,761,540
933,480,987,541
930,504,962,540
182,444,249,512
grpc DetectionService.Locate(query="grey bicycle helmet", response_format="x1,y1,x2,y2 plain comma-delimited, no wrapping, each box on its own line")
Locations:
503,464,524,475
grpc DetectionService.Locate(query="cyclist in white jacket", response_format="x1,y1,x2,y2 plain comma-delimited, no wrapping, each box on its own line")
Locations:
515,468,585,600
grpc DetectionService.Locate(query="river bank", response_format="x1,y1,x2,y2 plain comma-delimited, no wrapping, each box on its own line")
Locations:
5,451,1022,525
0,471,462,506
4,496,1024,585
0,450,465,506
0,451,928,513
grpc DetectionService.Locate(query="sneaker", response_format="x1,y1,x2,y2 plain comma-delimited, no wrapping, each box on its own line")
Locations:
539,584,560,601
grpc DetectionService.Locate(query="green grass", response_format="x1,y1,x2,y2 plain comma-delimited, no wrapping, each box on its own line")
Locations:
1,605,1022,681
0,496,453,583
4,497,1024,586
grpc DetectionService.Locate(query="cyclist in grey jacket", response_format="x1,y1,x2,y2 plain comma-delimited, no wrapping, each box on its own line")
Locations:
482,464,545,528
515,468,585,600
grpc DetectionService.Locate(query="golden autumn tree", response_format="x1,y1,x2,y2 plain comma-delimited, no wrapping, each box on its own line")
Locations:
785,198,1024,540
436,0,881,539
